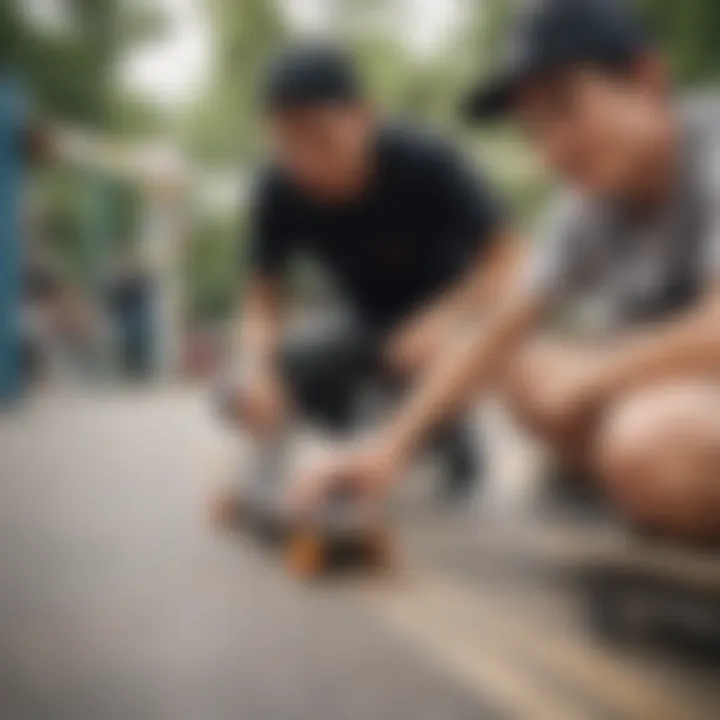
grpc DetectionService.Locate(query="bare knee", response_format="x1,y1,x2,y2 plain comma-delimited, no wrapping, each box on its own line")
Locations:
594,392,665,521
594,384,720,541
503,340,587,444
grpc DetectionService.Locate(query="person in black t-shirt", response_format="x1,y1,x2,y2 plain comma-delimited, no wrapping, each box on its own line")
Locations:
212,45,518,518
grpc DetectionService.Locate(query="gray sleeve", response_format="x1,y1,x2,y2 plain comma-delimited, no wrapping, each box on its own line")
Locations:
522,193,587,302
706,219,720,285
686,95,720,285
700,142,720,284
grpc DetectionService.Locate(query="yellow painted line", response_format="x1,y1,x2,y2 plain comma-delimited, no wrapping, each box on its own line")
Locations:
359,575,590,720
359,571,689,720
421,575,686,720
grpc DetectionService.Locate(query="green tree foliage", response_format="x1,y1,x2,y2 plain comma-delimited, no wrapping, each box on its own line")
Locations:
185,0,288,164
641,0,720,85
1,0,168,130
187,211,241,321
181,0,289,320
0,0,171,295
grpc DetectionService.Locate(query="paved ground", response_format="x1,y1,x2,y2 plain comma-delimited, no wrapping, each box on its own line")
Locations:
0,388,717,720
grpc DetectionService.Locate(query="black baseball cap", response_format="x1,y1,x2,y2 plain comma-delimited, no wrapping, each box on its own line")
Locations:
260,44,363,113
463,0,651,121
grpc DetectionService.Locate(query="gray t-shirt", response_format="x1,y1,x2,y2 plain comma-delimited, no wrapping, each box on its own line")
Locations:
528,96,720,334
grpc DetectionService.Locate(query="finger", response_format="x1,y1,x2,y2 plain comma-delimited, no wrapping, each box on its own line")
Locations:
284,472,315,517
364,475,389,509
291,469,334,518
355,488,378,519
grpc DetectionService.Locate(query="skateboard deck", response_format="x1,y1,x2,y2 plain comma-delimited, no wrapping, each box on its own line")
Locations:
516,524,720,649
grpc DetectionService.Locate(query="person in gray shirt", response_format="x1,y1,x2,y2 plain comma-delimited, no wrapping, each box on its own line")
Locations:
292,0,720,543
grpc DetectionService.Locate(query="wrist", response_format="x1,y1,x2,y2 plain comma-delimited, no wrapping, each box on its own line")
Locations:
584,358,625,405
376,426,415,471
243,357,276,384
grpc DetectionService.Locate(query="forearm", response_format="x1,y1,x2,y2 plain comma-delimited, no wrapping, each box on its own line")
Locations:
591,293,720,400
386,231,523,371
417,231,523,327
382,291,540,459
449,233,524,320
235,279,283,372
238,315,279,370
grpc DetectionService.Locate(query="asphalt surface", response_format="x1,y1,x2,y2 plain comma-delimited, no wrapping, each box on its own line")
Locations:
0,388,717,720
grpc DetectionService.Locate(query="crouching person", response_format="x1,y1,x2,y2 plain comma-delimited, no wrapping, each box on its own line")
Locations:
211,44,518,524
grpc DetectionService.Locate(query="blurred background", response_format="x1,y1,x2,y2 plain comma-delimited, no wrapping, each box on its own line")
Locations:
1,2,720,719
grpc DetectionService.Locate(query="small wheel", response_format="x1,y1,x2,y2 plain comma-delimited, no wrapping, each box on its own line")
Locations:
285,531,327,580
364,528,394,570
208,487,244,532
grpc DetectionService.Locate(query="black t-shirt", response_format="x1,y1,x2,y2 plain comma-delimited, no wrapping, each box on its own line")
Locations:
248,123,505,328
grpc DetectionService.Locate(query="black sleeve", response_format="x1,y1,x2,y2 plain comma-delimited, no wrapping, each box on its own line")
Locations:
428,141,507,256
246,172,298,277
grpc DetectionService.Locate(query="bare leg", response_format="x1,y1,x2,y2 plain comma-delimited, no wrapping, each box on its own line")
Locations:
593,381,720,543
503,341,720,541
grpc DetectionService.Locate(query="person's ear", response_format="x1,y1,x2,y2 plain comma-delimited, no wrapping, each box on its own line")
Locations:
354,102,375,127
632,52,671,99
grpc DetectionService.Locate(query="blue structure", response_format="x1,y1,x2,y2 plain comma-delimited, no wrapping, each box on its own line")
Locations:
0,78,24,404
